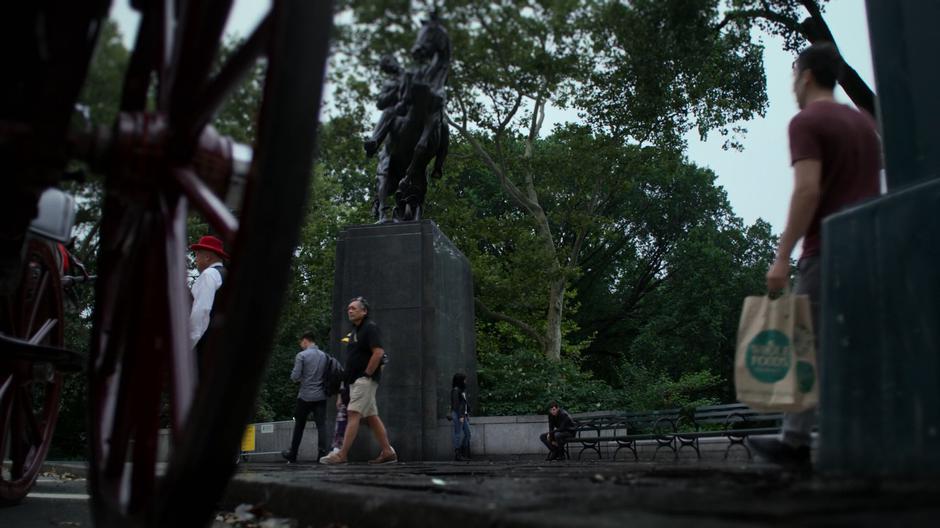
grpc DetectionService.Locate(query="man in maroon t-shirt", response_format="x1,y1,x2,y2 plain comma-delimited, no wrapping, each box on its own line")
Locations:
750,43,881,468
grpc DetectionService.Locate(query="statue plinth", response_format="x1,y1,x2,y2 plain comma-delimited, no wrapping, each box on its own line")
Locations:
820,1,940,476
329,220,477,461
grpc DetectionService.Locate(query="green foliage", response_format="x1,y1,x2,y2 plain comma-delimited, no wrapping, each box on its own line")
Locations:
618,363,723,412
724,0,831,53
582,0,768,149
477,346,619,416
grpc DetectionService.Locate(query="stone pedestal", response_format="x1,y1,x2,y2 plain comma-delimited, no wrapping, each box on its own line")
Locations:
818,1,940,476
329,220,477,461
821,179,940,475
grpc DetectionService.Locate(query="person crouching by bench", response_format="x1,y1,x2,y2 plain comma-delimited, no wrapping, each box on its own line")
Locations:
539,401,576,461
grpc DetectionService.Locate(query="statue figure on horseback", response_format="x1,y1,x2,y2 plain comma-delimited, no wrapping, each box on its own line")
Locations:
364,13,450,223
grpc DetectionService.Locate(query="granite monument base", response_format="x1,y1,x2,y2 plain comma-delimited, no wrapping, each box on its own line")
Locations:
329,220,477,462
820,178,940,476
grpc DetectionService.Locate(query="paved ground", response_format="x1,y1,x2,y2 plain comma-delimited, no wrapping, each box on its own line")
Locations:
0,469,91,528
222,456,940,527
34,457,940,527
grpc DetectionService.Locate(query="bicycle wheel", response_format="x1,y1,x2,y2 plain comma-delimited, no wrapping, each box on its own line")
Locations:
86,1,333,526
0,240,65,504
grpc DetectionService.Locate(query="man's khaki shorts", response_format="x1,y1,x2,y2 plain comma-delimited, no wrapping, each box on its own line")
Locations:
347,377,379,417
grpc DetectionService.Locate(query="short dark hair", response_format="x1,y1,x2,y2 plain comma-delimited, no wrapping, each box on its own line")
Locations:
795,42,842,90
452,372,467,389
301,332,317,343
348,296,371,313
548,400,559,410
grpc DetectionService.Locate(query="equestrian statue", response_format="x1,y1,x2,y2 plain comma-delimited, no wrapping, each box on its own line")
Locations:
364,14,450,223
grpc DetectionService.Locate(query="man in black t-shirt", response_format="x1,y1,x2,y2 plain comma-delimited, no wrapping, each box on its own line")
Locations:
320,296,397,464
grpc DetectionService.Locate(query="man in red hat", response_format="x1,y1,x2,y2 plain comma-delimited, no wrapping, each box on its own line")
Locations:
189,235,229,354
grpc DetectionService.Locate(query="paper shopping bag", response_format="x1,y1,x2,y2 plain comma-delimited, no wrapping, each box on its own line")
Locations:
735,293,818,412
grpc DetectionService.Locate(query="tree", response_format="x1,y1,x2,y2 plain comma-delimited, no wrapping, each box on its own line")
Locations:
719,0,876,115
336,0,768,360
580,0,767,150
569,151,776,400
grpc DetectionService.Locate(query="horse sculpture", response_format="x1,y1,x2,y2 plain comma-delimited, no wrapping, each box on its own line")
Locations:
365,15,450,223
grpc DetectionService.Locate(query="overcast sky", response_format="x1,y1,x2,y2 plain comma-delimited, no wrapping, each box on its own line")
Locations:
110,1,875,235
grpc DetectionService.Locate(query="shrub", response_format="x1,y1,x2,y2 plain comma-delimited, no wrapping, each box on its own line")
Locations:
477,348,618,415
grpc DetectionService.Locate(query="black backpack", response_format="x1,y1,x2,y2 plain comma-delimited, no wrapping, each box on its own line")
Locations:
322,355,345,397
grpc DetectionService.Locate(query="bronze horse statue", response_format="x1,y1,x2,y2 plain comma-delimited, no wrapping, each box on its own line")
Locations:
365,15,450,223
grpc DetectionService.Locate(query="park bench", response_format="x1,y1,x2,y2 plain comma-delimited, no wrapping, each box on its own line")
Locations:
610,409,683,461
670,403,784,460
566,404,785,461
567,409,681,461
567,413,625,460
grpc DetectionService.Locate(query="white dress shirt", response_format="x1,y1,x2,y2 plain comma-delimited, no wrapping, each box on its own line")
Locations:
189,264,223,350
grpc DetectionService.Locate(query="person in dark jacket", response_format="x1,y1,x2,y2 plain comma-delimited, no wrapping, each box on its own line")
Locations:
539,401,576,461
449,372,471,461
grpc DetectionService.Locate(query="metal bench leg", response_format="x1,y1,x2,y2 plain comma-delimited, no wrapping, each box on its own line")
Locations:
614,444,637,461
676,439,701,460
724,438,751,460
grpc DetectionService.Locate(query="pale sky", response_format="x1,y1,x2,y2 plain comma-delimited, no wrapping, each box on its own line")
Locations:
684,1,875,233
109,0,876,235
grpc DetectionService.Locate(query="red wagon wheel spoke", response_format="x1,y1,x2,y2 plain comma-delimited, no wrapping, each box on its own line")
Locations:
163,194,198,431
98,361,133,479
164,0,234,146
24,267,50,339
190,13,273,137
0,374,14,471
122,1,168,111
174,167,239,242
0,240,63,504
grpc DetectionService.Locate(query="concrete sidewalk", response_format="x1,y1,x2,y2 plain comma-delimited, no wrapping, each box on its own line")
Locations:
222,457,940,527
43,457,940,527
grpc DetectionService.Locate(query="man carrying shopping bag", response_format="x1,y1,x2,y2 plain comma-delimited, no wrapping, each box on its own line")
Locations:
744,42,880,469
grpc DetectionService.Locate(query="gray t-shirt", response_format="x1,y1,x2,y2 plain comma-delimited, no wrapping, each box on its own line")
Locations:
291,346,328,401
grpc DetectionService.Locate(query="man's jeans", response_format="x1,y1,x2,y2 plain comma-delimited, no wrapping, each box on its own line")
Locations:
451,411,471,450
289,398,328,456
783,256,820,448
539,431,574,455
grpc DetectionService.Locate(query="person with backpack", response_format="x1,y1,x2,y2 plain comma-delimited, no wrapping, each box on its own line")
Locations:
281,332,330,463
320,296,397,465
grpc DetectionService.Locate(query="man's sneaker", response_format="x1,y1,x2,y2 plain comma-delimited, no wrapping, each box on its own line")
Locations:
320,451,347,465
748,437,811,469
368,448,398,465
280,450,297,464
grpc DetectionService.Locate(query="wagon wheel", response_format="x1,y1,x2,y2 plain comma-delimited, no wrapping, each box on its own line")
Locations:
0,240,65,504
85,1,332,526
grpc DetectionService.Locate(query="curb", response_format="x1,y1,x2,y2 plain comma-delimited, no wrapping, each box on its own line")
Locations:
222,470,508,528
42,461,89,479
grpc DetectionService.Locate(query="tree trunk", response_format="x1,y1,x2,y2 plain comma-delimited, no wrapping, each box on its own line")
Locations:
798,14,877,116
544,275,566,361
